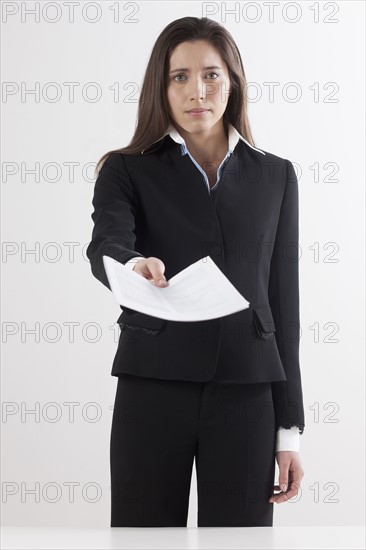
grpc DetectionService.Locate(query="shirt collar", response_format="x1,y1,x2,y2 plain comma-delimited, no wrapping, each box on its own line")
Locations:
141,122,265,156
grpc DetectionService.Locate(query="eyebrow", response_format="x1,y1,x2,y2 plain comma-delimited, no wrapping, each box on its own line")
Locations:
169,65,222,74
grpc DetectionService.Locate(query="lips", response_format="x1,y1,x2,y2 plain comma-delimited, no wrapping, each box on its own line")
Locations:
187,109,209,113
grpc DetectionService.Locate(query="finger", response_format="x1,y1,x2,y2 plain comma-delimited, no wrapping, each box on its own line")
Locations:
271,485,300,503
137,262,168,286
268,474,289,504
287,468,302,494
269,491,290,504
269,487,291,503
269,480,302,503
269,487,286,502
150,277,168,287
278,472,289,494
287,478,301,495
148,261,168,286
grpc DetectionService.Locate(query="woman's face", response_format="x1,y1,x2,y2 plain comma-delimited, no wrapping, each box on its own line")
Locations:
166,40,231,135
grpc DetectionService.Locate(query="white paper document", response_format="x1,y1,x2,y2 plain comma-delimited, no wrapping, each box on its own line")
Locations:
103,255,250,322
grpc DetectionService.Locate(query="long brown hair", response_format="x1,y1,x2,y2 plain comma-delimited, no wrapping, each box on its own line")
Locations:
95,16,256,175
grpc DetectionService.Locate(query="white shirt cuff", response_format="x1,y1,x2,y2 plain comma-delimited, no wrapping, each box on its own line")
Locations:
275,426,300,452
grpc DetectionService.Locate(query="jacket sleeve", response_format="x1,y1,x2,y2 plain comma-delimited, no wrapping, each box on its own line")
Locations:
86,152,145,292
268,159,305,435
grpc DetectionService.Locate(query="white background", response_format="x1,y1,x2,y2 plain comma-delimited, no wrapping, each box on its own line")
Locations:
1,0,365,537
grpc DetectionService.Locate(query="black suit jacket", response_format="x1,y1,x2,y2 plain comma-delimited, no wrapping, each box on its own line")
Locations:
86,135,305,433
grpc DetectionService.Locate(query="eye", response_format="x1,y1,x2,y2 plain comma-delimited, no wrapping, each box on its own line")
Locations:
172,72,220,82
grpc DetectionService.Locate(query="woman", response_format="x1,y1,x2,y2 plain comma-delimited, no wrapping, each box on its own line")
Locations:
86,16,305,527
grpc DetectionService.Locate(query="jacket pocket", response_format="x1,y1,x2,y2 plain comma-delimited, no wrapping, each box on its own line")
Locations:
116,310,166,335
252,306,276,341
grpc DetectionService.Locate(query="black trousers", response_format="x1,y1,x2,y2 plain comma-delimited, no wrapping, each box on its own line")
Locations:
110,373,276,527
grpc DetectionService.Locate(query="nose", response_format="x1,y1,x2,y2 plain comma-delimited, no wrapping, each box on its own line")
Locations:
189,76,207,102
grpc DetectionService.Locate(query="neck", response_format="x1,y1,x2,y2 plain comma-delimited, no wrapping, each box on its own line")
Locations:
175,121,228,164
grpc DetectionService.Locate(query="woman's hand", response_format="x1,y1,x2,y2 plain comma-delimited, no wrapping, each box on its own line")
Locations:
269,451,304,504
132,257,169,287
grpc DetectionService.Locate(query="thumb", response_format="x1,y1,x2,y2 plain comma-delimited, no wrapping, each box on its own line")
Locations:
154,275,167,287
149,262,168,287
278,471,288,493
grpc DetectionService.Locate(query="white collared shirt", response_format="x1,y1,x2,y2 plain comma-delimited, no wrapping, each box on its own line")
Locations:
142,122,265,194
